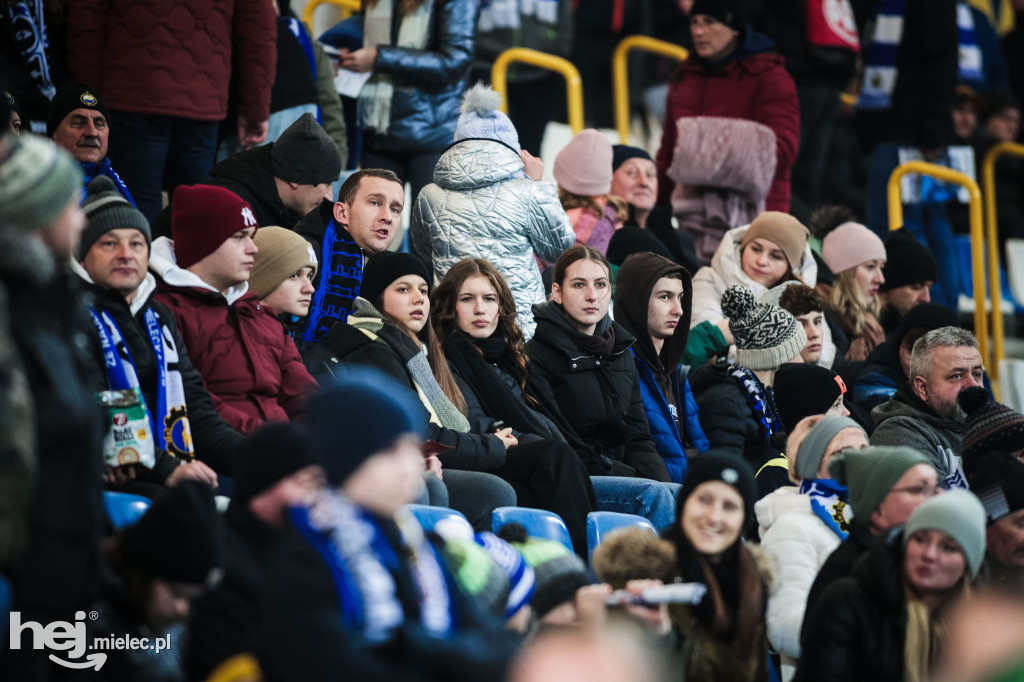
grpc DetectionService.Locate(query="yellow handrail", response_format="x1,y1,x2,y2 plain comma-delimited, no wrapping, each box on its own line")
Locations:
981,141,1024,389
887,162,991,387
612,36,688,144
491,48,584,135
302,0,361,32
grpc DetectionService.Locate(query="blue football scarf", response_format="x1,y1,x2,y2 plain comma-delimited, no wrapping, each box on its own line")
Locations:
799,478,852,540
81,158,138,207
858,0,908,111
957,3,983,84
301,218,364,343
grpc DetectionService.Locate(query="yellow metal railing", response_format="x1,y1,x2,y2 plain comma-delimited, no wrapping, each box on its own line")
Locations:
887,161,994,393
982,141,1024,389
491,48,584,135
612,36,688,144
302,0,361,32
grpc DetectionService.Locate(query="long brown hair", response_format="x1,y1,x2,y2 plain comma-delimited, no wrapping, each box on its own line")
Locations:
552,244,611,289
373,290,468,415
558,188,628,223
431,259,531,392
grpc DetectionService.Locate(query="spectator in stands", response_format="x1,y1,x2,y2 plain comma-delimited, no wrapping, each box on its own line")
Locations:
610,145,699,275
973,88,1024,253
508,624,661,682
797,490,986,682
526,246,673,484
0,135,104,680
411,83,574,339
818,220,887,367
773,363,851,436
552,129,626,258
853,303,961,416
261,370,517,681
186,424,324,679
323,252,516,529
5,89,22,135
666,454,770,681
754,415,864,673
338,0,478,204
803,445,937,621
67,0,277,222
777,283,833,368
295,168,405,342
614,251,710,483
871,326,982,485
47,82,135,205
150,185,318,433
690,286,806,476
655,0,800,264
690,212,815,365
94,481,222,682
970,454,1024,591
877,228,938,332
151,114,341,237
958,385,1024,474
75,176,240,486
858,0,958,235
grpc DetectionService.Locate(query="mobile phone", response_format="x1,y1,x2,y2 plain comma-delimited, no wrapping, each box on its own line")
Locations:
491,420,506,433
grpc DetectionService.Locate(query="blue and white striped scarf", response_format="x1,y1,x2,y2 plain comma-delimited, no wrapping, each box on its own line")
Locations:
859,0,908,111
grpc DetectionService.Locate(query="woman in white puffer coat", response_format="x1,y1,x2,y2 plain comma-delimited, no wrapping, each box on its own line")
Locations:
411,83,574,339
753,414,867,680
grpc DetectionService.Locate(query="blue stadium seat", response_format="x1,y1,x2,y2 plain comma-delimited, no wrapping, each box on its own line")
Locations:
404,504,473,535
491,507,574,553
586,511,656,560
103,491,152,530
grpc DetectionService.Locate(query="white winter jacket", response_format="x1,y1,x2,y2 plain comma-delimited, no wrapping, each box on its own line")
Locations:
410,139,575,339
754,486,843,660
690,224,817,329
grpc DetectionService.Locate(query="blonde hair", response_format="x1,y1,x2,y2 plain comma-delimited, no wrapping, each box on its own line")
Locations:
786,415,825,483
558,188,628,223
903,567,971,682
829,268,881,337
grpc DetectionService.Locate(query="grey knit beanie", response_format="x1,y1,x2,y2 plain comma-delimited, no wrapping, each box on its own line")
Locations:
796,415,865,481
0,134,82,232
721,285,807,370
78,175,151,259
829,445,932,518
904,489,987,579
270,113,342,185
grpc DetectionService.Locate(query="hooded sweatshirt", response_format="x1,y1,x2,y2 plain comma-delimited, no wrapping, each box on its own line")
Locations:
613,252,709,482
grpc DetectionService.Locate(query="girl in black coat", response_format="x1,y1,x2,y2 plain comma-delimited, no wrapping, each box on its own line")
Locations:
796,489,987,682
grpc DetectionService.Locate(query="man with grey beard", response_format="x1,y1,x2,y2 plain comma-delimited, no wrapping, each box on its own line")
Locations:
870,326,983,487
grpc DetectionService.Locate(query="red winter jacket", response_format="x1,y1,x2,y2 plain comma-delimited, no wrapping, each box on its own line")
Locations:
152,275,317,434
66,0,276,123
655,38,800,213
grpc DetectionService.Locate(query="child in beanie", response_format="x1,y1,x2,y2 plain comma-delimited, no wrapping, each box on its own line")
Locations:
552,129,628,257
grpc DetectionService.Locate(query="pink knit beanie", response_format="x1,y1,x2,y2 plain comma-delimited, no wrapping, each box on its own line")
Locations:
821,222,887,274
554,129,613,196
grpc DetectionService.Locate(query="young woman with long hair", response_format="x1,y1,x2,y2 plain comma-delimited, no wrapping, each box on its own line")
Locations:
797,490,987,682
433,256,679,535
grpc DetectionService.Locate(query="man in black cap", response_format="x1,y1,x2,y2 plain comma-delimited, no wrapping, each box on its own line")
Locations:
878,228,938,332
151,112,342,238
74,175,242,485
970,455,1024,592
94,480,223,680
185,423,324,679
48,81,137,206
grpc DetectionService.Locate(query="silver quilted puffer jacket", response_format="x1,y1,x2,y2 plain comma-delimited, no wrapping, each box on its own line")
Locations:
411,139,574,339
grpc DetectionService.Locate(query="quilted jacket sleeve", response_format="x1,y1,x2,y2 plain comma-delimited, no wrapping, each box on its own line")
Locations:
373,0,477,86
692,381,749,458
232,0,278,123
623,375,672,482
749,64,800,183
410,192,434,270
523,181,575,263
66,0,111,90
276,334,319,422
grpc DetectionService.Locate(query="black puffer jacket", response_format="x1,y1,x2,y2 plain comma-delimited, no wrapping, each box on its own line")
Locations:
151,144,300,238
795,528,908,682
324,316,507,472
525,301,668,481
689,361,783,473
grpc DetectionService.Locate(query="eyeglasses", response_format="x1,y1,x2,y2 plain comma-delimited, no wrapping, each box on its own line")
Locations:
889,482,940,498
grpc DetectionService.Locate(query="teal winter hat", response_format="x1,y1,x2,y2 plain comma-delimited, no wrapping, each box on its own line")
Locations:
829,446,932,518
904,489,987,578
0,134,82,232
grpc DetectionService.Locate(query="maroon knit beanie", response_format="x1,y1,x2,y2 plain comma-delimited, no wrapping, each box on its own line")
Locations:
172,185,259,269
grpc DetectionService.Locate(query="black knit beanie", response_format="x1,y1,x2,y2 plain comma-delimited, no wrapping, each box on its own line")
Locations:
119,480,222,584
270,113,342,185
969,454,1024,524
47,81,109,138
611,145,653,172
689,0,745,33
893,302,961,347
231,422,320,504
959,386,1024,469
676,453,756,532
606,225,672,266
881,229,938,291
78,176,152,259
359,251,432,305
773,362,847,434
